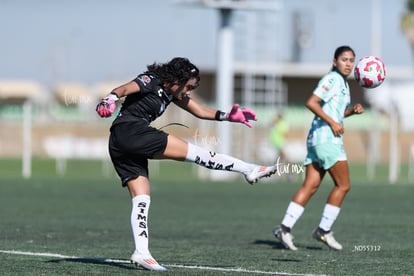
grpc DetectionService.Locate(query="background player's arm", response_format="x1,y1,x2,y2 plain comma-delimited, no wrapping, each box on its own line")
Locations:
306,94,344,136
344,103,364,117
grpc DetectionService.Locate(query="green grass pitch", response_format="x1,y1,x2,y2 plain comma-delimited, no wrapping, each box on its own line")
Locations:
0,159,413,275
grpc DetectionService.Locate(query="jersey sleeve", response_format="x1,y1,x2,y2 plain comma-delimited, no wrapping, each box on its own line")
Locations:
133,74,161,94
312,73,338,102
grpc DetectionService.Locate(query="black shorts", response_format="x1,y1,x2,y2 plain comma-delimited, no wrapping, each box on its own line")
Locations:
109,120,168,186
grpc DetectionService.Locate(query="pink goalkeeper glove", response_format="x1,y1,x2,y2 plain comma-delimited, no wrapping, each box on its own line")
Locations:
96,93,118,118
227,103,257,128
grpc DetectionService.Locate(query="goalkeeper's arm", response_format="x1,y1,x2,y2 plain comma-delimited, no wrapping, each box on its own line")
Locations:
96,81,141,118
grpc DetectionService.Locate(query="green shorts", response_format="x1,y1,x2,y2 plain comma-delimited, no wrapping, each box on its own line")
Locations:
304,143,347,170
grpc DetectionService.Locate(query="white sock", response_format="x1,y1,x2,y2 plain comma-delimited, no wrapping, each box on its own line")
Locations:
131,195,151,255
319,203,341,232
185,143,254,175
281,201,305,229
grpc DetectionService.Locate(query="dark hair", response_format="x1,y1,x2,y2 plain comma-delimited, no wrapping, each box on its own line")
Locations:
331,45,355,71
145,57,200,88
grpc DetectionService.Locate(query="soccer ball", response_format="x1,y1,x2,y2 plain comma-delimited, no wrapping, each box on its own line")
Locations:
354,56,386,89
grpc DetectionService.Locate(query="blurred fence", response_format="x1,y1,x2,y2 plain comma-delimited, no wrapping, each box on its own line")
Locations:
1,79,414,183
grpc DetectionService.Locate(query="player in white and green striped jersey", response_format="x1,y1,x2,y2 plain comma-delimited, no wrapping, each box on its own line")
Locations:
274,46,365,251
307,69,351,147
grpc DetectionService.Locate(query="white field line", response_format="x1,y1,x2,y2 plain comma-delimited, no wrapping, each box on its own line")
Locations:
0,250,327,276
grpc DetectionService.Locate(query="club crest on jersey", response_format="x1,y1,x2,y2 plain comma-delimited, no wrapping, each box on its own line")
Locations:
322,78,335,92
138,75,151,86
322,85,330,92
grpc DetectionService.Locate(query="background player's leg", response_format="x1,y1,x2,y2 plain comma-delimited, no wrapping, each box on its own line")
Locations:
312,161,350,250
274,163,325,250
326,160,351,207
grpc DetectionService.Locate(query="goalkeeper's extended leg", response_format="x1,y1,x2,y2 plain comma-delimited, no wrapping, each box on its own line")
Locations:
185,143,277,184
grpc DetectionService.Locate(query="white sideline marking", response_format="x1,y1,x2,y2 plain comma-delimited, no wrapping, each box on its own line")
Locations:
0,250,327,276
167,264,327,275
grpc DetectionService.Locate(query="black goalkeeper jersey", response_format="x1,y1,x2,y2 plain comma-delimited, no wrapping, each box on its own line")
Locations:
111,73,175,127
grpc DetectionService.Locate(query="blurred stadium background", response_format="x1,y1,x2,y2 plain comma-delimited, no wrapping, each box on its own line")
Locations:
1,1,414,275
1,0,414,183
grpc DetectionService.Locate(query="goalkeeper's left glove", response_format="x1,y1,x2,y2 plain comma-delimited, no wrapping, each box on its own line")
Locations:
227,103,257,128
96,92,119,118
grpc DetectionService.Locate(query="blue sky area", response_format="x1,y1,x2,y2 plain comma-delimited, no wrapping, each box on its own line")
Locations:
0,0,411,84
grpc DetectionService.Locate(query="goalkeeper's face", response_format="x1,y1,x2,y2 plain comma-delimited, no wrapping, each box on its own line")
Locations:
170,77,199,100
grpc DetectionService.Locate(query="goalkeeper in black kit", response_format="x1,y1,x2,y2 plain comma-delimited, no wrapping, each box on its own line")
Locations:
96,57,277,271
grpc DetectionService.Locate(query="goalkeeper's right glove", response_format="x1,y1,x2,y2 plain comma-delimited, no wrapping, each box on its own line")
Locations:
96,92,119,118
